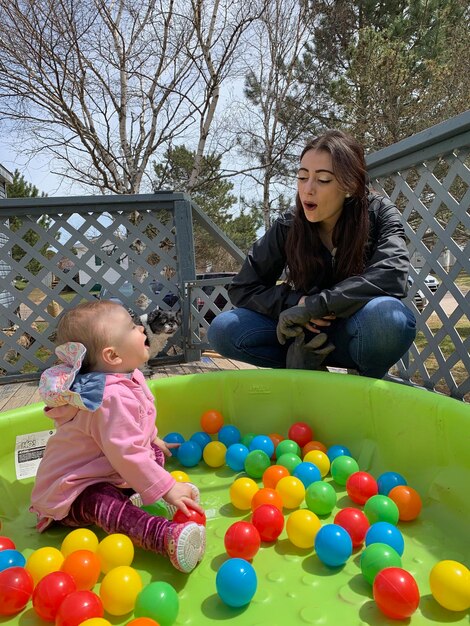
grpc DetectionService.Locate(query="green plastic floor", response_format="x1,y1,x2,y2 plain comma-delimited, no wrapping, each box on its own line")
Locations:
1,370,469,625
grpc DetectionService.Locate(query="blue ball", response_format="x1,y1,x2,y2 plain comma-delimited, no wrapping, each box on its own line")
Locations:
216,558,257,607
326,444,352,462
249,434,275,458
0,549,26,572
314,524,353,567
218,425,241,448
365,521,405,556
163,432,185,457
293,461,322,487
377,471,407,496
190,431,212,451
177,440,202,467
225,443,250,472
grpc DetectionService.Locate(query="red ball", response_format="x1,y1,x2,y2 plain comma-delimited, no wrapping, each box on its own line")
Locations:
251,504,285,542
0,566,34,616
55,590,104,626
32,570,77,621
346,471,378,505
288,422,314,449
224,521,261,560
0,536,15,552
373,567,420,619
173,508,207,526
334,507,370,548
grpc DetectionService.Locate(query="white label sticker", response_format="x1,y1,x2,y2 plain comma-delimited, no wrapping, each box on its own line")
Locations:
15,429,55,479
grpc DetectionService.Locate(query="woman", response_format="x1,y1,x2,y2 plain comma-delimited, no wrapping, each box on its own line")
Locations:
208,130,416,378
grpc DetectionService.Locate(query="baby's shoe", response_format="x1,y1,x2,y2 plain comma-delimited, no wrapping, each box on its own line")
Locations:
164,482,200,518
164,521,205,573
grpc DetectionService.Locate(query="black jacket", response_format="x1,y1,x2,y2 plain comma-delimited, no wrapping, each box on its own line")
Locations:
228,193,410,321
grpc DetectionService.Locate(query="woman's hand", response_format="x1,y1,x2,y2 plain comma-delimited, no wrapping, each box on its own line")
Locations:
153,436,179,458
297,296,335,333
163,482,205,517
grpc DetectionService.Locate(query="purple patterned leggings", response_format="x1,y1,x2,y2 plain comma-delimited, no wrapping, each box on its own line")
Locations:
60,443,172,554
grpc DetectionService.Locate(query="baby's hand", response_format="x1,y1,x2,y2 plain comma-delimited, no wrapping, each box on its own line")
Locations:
153,436,179,457
163,482,205,517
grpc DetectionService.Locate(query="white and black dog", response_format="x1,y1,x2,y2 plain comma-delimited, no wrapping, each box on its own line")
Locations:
138,308,181,359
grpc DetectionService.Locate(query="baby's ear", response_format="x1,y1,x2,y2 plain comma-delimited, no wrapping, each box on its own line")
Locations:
101,346,122,366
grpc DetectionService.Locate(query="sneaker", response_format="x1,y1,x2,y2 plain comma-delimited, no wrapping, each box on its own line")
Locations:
164,522,206,573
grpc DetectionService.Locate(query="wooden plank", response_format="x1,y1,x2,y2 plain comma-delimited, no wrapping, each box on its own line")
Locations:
1,381,40,411
0,383,19,411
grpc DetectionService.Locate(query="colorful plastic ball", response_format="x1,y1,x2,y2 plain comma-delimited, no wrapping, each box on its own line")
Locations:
251,504,285,542
314,524,353,567
334,507,370,549
288,422,314,448
217,425,241,447
377,471,407,496
61,528,99,556
200,409,224,434
388,485,422,521
96,534,134,574
302,440,327,456
99,565,143,616
61,549,101,590
216,558,257,607
55,590,104,626
244,449,271,478
326,444,352,462
305,481,337,516
32,570,77,621
203,440,227,468
134,581,179,626
276,452,302,474
293,461,322,488
251,487,284,512
346,471,378,505
229,477,259,510
303,450,330,477
286,509,321,549
364,494,400,526
429,560,470,612
275,476,306,509
365,521,405,556
330,455,359,486
142,500,171,519
126,619,160,626
162,432,184,456
173,508,207,526
190,431,211,451
225,443,249,472
170,470,190,483
268,433,284,458
0,536,15,551
176,441,202,468
360,542,402,585
0,566,34,616
249,434,275,458
224,521,261,560
276,439,301,458
25,546,64,585
373,567,420,619
241,432,256,448
79,619,112,626
0,549,25,572
262,464,290,489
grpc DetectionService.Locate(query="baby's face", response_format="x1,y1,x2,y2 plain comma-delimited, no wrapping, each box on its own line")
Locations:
106,306,150,371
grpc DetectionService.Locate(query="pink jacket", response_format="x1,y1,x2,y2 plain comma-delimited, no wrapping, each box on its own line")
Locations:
30,369,175,525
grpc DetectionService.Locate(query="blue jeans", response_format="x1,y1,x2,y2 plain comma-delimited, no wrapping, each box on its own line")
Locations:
207,297,416,379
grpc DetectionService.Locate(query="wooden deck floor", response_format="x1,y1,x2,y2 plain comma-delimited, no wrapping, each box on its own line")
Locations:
0,353,260,412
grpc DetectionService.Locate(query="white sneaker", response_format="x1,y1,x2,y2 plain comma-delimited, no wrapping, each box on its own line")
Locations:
164,522,206,573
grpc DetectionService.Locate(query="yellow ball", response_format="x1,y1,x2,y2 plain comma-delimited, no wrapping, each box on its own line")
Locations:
304,450,330,477
286,509,322,549
171,470,190,483
25,546,64,586
203,440,227,467
275,476,306,509
61,528,99,557
80,620,113,626
99,565,143,615
429,560,470,611
229,477,259,510
97,533,134,574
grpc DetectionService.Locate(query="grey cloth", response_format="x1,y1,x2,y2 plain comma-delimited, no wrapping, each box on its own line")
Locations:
286,332,335,370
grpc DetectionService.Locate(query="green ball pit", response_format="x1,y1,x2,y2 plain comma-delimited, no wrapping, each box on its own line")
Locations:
1,369,469,624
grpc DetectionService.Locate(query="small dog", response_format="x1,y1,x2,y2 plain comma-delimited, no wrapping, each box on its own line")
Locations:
138,308,181,358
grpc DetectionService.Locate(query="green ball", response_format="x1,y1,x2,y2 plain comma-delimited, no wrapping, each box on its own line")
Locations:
330,455,359,485
142,500,172,519
364,494,400,525
135,581,179,626
305,480,337,515
244,449,271,478
276,439,301,458
241,432,257,448
276,452,302,474
360,542,402,585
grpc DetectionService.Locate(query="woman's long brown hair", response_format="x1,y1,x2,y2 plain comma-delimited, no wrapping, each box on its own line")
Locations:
285,130,370,291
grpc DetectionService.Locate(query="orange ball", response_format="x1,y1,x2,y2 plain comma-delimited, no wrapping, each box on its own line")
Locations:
302,440,327,456
200,409,224,434
251,487,284,512
262,464,290,489
388,485,422,521
127,619,160,626
61,550,101,590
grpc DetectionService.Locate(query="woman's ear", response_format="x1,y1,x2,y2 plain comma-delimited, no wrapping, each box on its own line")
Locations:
101,346,122,366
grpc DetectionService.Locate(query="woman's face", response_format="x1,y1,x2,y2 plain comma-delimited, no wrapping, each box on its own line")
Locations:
296,149,349,230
